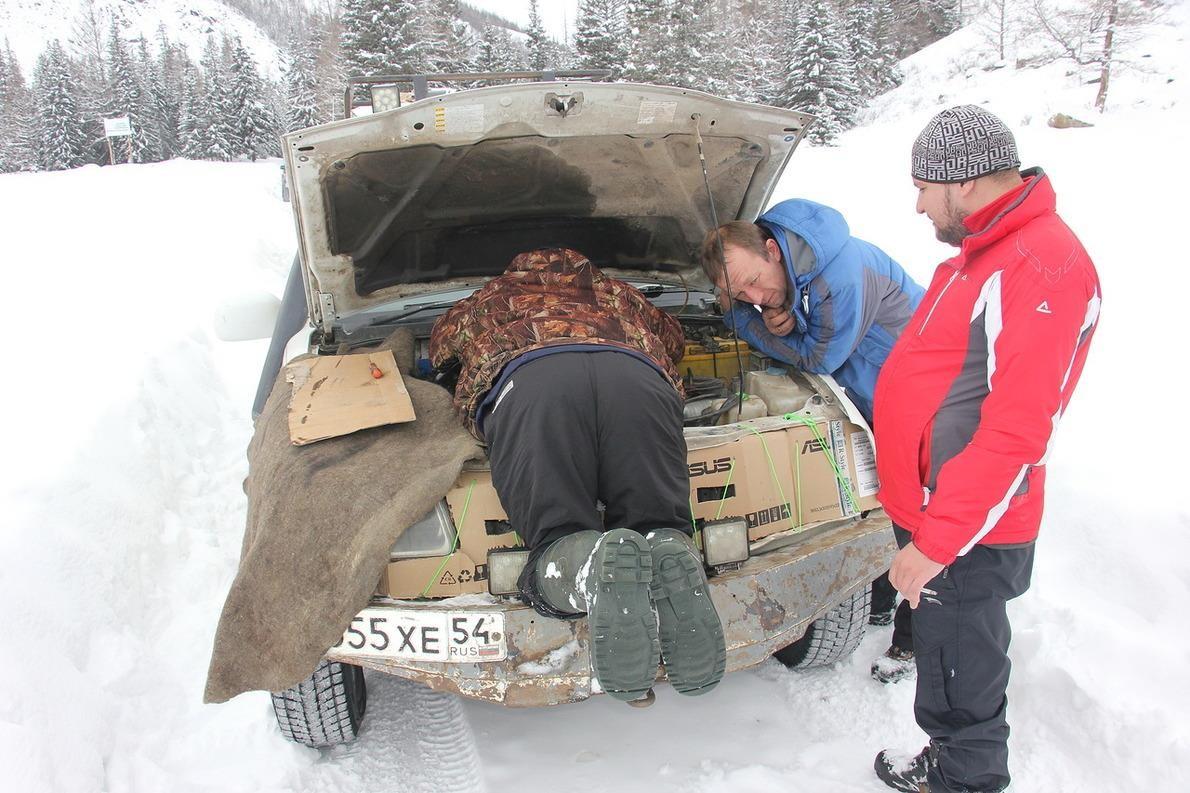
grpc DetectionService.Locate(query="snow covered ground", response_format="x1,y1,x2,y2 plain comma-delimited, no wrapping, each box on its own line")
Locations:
2,6,1189,792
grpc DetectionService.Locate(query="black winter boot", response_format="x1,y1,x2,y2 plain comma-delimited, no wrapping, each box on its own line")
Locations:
645,529,726,696
584,529,661,702
874,744,934,792
529,529,661,702
871,644,916,684
531,530,600,616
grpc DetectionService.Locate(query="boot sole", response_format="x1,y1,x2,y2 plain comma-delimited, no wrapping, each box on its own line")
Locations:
650,542,726,695
587,529,659,701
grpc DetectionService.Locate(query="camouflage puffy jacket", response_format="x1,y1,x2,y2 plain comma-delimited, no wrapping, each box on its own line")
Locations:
429,248,686,435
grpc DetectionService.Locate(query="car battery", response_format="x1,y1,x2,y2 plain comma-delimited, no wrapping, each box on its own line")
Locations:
678,338,750,383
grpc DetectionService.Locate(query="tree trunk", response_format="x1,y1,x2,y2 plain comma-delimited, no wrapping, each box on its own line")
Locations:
1095,0,1118,113
998,1,1006,62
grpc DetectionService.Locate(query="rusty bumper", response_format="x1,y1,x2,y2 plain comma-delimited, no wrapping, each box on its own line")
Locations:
327,511,895,707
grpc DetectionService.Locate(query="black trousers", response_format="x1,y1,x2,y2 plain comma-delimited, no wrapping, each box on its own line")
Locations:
871,570,915,652
483,351,692,551
872,528,916,652
899,523,1036,793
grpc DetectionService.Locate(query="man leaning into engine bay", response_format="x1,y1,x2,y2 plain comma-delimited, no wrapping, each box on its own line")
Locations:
429,246,726,703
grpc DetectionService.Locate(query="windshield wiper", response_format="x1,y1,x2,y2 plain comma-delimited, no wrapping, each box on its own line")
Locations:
366,299,457,326
635,283,711,298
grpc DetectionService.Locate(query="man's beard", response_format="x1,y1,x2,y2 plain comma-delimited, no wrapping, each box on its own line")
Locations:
934,193,970,246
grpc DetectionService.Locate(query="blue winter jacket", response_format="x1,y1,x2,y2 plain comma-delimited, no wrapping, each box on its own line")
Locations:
725,199,924,422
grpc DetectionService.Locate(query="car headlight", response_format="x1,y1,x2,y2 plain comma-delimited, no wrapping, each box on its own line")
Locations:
487,548,531,596
702,518,750,569
389,501,457,560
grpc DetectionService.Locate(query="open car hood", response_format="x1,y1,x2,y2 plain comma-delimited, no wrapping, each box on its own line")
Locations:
282,81,812,329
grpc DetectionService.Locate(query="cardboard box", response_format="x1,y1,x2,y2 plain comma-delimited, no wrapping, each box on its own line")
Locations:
382,417,880,597
381,548,489,599
286,350,415,446
686,416,879,541
383,469,519,598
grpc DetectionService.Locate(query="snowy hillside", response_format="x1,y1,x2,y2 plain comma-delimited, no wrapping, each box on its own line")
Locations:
2,6,1189,793
1,0,287,76
863,0,1188,123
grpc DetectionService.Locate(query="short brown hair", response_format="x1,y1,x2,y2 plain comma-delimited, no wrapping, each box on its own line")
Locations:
699,221,768,283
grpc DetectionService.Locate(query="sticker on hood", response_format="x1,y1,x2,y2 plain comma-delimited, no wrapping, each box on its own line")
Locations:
637,100,677,125
434,104,485,134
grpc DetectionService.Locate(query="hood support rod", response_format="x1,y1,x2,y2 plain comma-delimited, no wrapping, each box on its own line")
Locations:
692,114,747,420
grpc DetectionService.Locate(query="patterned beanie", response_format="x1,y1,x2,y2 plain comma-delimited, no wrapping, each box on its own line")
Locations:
911,105,1020,183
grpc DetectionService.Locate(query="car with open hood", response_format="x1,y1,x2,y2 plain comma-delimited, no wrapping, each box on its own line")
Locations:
247,72,896,748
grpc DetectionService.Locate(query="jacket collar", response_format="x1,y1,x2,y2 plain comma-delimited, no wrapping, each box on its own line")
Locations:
505,247,592,273
959,167,1053,256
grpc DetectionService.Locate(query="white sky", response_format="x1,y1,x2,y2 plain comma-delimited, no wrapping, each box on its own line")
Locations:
466,0,581,40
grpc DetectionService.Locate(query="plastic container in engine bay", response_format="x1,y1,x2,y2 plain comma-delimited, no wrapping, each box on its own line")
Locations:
745,367,818,416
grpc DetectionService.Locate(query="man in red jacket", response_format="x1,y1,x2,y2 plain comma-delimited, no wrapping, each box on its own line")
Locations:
872,106,1101,793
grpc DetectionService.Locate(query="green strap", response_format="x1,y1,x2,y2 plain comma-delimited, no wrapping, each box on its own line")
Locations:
744,426,797,531
791,435,803,528
420,479,476,597
782,413,859,515
713,457,738,520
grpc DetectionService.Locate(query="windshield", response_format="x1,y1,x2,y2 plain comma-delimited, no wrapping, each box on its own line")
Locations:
335,279,716,335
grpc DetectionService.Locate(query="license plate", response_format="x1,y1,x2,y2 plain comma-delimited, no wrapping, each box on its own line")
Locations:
332,608,507,663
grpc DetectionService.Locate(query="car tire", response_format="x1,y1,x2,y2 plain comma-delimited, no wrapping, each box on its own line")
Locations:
773,585,871,669
271,658,367,747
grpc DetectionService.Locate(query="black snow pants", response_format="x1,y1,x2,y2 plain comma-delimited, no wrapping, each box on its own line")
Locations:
483,351,692,613
901,522,1036,793
877,527,915,652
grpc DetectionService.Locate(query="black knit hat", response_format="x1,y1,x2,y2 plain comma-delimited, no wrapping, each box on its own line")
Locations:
911,105,1020,183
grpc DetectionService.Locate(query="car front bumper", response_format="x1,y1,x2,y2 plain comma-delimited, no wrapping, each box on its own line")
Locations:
326,511,895,706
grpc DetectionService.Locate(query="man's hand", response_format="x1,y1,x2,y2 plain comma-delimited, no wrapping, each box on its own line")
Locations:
889,543,946,609
761,304,795,336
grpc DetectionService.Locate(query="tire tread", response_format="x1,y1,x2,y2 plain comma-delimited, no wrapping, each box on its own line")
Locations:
270,658,366,747
775,585,871,669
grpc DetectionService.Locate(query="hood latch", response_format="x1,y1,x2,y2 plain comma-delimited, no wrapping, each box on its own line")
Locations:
544,92,582,118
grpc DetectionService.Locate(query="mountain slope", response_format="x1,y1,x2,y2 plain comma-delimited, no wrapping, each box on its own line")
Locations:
2,0,285,76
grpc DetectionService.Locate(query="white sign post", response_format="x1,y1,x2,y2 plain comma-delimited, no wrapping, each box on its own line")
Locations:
102,116,133,165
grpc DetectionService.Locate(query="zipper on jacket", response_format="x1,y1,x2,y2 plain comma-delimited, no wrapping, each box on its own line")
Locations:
916,270,960,336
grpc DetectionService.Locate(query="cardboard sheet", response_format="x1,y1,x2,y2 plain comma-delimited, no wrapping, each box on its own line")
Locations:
286,350,416,445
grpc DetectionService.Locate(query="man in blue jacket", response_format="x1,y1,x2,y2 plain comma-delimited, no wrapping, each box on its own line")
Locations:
699,197,924,679
699,198,923,424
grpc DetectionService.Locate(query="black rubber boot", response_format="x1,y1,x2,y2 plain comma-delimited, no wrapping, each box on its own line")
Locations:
584,528,660,701
645,528,727,696
532,530,600,616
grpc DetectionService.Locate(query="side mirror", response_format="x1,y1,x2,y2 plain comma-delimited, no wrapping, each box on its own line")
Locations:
213,292,282,341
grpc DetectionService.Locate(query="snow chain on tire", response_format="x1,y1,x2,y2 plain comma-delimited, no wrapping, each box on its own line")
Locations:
271,658,367,747
774,585,871,669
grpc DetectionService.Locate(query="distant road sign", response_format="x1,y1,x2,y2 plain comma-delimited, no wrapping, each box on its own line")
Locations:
104,116,132,137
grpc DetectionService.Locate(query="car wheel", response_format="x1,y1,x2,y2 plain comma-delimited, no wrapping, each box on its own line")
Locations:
773,585,871,669
271,658,367,747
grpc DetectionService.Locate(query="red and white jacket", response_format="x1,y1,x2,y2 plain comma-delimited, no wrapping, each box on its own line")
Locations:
873,169,1101,565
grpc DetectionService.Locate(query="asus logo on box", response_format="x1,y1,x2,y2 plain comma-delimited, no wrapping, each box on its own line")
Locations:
688,457,733,478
